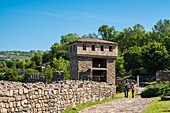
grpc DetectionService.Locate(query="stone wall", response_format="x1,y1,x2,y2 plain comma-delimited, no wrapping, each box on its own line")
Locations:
0,80,116,113
78,57,92,80
156,71,170,83
25,75,46,83
70,57,78,80
107,59,116,85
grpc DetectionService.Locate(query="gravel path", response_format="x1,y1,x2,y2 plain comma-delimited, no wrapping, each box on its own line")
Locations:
78,87,154,113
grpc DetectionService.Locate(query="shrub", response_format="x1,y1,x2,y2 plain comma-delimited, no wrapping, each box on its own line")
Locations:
116,81,124,93
141,82,170,98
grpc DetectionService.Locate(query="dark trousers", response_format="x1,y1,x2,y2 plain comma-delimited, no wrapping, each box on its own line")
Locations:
132,90,134,98
124,88,128,98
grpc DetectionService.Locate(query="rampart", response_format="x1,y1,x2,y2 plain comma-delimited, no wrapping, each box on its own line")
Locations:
0,80,116,113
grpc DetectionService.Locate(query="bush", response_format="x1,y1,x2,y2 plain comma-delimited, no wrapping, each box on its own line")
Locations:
116,81,124,93
141,82,170,98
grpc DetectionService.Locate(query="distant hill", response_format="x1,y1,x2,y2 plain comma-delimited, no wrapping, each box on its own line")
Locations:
0,51,33,61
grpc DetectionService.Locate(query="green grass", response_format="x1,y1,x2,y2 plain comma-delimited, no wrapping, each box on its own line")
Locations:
62,91,137,113
143,97,170,113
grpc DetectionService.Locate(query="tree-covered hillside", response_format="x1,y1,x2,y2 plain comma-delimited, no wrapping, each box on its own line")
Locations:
0,51,33,61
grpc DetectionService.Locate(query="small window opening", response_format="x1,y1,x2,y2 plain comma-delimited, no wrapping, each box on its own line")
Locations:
70,46,72,52
73,45,75,51
101,45,104,51
92,45,95,51
109,46,112,52
83,44,86,50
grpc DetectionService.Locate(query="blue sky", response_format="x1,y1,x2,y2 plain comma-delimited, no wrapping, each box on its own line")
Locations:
0,0,170,51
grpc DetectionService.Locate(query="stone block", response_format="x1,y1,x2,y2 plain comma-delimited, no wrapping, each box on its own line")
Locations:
23,88,28,94
15,96,22,101
1,108,7,113
0,91,6,97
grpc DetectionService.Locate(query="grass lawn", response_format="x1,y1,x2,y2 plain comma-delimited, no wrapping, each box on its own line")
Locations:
143,97,170,113
62,91,136,113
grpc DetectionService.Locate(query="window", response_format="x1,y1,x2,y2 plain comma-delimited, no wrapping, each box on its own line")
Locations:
92,45,95,51
109,46,112,52
73,45,75,51
101,45,104,51
93,58,106,68
83,44,86,50
70,46,72,52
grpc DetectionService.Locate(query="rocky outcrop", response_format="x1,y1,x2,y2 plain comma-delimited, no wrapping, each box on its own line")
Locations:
0,80,115,113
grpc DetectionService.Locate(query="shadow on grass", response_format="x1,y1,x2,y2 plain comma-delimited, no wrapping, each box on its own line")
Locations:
162,110,170,112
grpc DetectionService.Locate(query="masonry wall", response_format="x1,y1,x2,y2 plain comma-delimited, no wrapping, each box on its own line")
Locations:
107,59,116,85
70,57,78,80
0,80,116,113
156,71,170,83
76,42,118,57
78,57,92,80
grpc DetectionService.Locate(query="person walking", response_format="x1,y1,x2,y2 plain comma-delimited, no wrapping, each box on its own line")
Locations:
131,83,135,98
124,79,129,98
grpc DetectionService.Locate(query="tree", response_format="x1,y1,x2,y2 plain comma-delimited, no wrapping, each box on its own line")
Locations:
0,61,6,69
4,68,19,81
25,59,36,69
50,42,69,60
42,65,53,83
16,60,25,69
98,25,118,41
153,19,170,35
31,52,42,66
82,33,98,38
23,68,39,81
141,42,169,75
42,51,51,63
60,33,80,44
123,46,142,76
116,52,125,77
116,24,146,53
52,57,70,80
5,60,16,68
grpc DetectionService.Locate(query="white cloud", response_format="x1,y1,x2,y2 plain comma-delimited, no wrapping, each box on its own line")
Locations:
36,12,63,18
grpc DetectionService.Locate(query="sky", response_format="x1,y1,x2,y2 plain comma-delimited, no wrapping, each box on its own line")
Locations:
0,0,170,51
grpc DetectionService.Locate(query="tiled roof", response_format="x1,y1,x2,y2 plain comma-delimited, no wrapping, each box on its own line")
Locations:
69,38,118,45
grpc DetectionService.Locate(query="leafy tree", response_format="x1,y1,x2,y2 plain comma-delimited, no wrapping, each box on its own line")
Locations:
141,42,169,75
98,25,118,41
42,65,53,83
82,33,98,38
31,52,43,66
4,68,19,81
50,42,69,60
5,60,16,68
60,33,80,44
123,46,142,76
0,61,6,68
25,59,36,69
52,57,70,80
16,60,25,69
23,68,39,81
116,24,146,53
0,72,4,80
42,51,51,63
116,52,125,77
153,19,170,35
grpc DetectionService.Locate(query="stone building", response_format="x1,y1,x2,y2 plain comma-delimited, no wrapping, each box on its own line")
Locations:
68,38,118,85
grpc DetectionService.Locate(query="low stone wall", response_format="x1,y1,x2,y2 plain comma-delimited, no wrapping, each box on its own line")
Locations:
0,80,116,113
156,71,170,83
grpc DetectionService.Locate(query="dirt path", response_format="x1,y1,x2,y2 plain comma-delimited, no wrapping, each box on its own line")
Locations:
78,87,154,113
